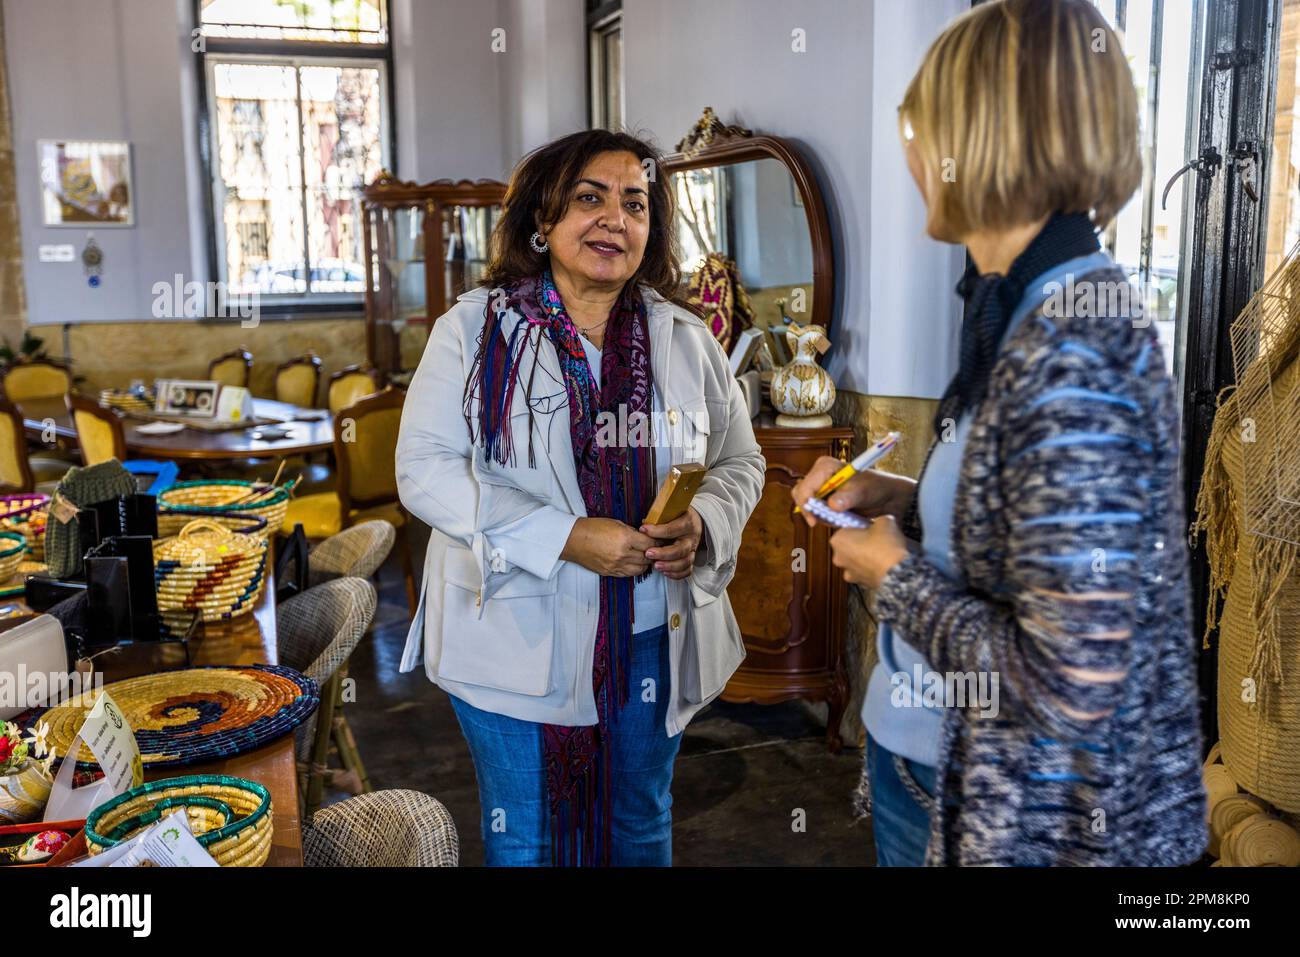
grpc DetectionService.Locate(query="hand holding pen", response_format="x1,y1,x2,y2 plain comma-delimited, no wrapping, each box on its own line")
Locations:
790,432,915,528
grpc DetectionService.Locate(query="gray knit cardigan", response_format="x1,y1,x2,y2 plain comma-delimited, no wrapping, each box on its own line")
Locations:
873,264,1209,866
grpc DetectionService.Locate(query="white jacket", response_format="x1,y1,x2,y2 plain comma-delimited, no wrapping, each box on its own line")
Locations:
396,284,766,735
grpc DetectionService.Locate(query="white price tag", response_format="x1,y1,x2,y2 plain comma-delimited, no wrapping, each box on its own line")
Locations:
43,691,143,821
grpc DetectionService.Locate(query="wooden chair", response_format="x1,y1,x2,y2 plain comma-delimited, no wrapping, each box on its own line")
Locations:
1,360,72,403
0,401,35,492
275,353,323,408
307,520,397,588
65,393,127,466
294,364,381,498
208,348,252,389
283,388,416,612
303,790,458,867
326,365,381,415
276,577,377,816
0,401,76,491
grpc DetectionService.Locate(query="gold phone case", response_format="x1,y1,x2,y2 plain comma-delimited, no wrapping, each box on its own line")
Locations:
643,463,706,526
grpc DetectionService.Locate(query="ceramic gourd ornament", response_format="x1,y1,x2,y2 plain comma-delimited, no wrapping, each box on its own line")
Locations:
770,323,835,428
0,721,54,824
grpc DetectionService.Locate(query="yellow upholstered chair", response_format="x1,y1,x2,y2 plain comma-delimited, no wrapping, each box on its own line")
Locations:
276,353,322,408
284,388,415,611
285,365,382,497
208,348,252,389
0,401,74,490
2,361,71,403
327,365,381,415
66,393,127,466
0,401,35,492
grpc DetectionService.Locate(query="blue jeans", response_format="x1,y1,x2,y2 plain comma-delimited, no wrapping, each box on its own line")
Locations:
449,624,682,866
866,732,937,867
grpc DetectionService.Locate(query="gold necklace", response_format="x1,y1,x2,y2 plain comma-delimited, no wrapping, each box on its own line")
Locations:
576,318,609,340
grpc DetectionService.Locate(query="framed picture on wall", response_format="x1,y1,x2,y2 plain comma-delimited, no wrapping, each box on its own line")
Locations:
37,139,134,227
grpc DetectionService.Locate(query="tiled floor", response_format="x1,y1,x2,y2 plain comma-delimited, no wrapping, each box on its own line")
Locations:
332,556,875,866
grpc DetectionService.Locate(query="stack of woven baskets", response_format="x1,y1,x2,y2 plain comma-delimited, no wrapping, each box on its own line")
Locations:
85,774,273,867
0,531,27,586
154,519,268,623
0,493,48,570
157,480,290,539
1204,742,1300,866
98,388,154,415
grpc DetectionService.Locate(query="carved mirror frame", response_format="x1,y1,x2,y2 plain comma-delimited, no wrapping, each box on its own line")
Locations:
660,108,835,337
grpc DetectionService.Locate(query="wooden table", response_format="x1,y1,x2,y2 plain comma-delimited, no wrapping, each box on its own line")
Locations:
5,570,305,867
18,396,333,462
99,576,303,866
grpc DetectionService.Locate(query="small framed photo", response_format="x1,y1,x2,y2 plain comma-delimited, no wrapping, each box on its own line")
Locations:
729,326,767,376
38,140,134,227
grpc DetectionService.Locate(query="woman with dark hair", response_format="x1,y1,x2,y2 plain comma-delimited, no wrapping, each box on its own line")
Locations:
396,130,765,866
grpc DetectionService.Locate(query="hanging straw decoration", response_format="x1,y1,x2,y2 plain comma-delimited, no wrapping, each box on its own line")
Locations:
1192,238,1300,812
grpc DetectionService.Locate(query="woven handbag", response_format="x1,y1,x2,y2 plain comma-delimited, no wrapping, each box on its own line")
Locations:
153,519,268,622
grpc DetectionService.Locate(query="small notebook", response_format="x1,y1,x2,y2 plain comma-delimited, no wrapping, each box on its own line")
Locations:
800,497,870,529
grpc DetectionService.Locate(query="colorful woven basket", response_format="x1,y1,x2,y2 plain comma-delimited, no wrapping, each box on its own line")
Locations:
85,774,273,867
98,388,154,415
154,519,267,622
0,531,27,584
0,494,49,564
157,480,290,538
20,664,319,769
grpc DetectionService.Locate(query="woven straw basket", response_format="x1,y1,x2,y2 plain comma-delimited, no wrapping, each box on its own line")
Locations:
1203,742,1300,865
98,388,153,415
154,519,268,622
0,494,48,564
0,530,27,584
85,774,273,866
157,480,290,538
1211,362,1300,813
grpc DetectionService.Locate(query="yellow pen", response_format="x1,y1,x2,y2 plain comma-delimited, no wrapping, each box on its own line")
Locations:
794,431,901,514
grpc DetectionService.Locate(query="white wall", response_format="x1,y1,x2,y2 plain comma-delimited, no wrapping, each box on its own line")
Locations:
4,0,195,324
498,0,586,168
3,0,967,397
392,0,509,181
623,0,966,397
867,0,967,398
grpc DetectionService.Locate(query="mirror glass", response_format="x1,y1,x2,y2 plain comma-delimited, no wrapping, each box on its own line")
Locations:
442,204,500,300
671,157,815,337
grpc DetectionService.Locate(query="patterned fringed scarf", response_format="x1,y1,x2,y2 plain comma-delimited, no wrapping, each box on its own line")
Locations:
464,270,657,866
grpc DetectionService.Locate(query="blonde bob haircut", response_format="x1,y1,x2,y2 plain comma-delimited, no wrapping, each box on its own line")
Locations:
901,0,1141,239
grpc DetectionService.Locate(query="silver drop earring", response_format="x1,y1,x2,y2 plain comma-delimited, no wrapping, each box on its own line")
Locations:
530,231,549,253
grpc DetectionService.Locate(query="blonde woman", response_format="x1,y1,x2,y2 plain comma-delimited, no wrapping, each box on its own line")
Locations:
794,0,1207,865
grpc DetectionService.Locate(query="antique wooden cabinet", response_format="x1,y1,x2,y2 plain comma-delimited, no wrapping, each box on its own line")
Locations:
663,111,851,751
360,173,506,383
722,421,853,750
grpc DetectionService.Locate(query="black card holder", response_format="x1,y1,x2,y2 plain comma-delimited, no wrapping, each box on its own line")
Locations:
84,493,158,545
83,535,160,646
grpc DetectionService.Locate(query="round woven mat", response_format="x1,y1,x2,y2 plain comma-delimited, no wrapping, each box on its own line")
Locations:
22,664,319,768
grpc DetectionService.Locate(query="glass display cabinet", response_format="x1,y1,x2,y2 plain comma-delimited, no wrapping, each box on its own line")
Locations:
360,173,506,383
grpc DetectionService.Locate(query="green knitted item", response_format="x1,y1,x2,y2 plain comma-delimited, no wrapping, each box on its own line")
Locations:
45,459,140,578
